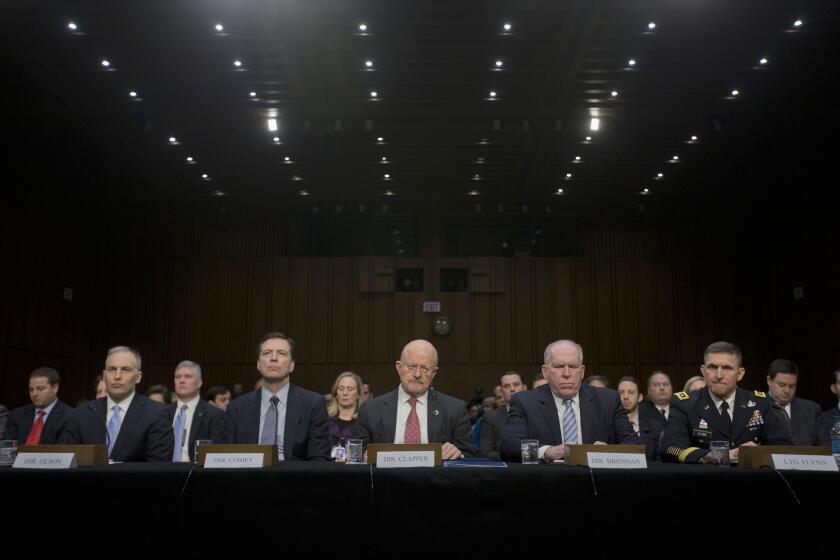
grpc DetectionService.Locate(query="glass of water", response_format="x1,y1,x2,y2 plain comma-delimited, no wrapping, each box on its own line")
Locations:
346,439,364,464
521,439,539,464
708,440,730,466
0,440,18,467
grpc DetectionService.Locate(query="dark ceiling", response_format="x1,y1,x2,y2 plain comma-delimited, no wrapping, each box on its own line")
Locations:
2,1,839,224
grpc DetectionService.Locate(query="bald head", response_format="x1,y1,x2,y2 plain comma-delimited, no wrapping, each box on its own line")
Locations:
400,339,438,366
396,339,439,397
543,339,583,365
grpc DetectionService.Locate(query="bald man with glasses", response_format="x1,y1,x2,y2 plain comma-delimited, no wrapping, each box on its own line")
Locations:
353,339,475,460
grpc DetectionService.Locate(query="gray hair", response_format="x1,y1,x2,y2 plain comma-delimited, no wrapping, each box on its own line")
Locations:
703,341,742,367
543,339,584,365
107,346,142,370
175,360,202,378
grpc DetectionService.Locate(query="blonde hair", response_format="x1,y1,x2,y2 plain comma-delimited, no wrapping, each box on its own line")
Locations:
327,371,363,419
683,375,705,393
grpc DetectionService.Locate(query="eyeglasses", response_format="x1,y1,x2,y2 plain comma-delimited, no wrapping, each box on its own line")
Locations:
400,362,436,375
548,364,582,372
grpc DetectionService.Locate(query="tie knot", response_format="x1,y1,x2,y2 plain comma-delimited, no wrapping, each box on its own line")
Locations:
720,401,729,413
37,409,46,417
563,399,573,406
180,404,188,412
270,395,279,405
408,397,418,408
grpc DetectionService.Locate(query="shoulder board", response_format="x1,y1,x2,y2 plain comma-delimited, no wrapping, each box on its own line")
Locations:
675,391,690,401
753,390,766,398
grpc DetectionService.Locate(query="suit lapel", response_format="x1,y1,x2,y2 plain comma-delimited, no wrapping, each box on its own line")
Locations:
731,390,752,440
283,385,300,457
247,390,262,443
427,391,440,443
537,386,563,444
43,401,66,440
189,400,206,447
19,404,35,442
89,399,108,442
113,396,145,456
383,390,398,442
579,385,595,444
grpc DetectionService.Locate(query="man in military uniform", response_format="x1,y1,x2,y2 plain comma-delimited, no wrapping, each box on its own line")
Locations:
663,341,791,464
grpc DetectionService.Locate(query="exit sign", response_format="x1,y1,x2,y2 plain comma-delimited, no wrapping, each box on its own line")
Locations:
422,301,441,313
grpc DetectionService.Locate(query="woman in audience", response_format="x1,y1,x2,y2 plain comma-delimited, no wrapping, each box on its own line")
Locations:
327,371,363,455
683,375,705,393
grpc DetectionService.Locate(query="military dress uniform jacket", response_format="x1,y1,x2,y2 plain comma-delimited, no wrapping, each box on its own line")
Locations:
662,387,792,463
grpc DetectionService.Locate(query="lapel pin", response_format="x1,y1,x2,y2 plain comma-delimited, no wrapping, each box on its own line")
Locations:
747,400,756,407
433,409,439,416
703,405,710,410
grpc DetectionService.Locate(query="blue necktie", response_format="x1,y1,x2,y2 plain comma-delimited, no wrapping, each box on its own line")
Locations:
107,405,122,458
172,404,188,462
260,396,280,451
562,399,578,444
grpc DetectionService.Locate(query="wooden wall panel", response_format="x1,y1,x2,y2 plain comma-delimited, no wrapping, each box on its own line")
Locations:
513,258,534,363
330,258,351,364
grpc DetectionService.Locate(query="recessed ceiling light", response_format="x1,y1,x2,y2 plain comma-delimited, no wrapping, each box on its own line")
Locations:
590,118,600,131
468,190,480,196
628,59,636,66
365,60,373,68
495,60,503,68
384,174,390,179
381,156,387,161
359,23,368,32
100,59,110,68
233,59,242,68
793,19,803,28
585,136,592,142
690,135,698,142
647,22,656,30
67,22,78,31
186,156,194,163
574,156,581,162
292,175,302,181
556,188,564,195
299,190,309,196
479,138,489,145
377,137,384,142
657,172,664,178
370,91,378,98
273,136,280,143
214,23,224,32
384,190,395,196
284,156,291,162
759,57,768,65
128,90,137,97
473,174,481,180
169,136,177,143
201,173,209,179
672,155,679,161
489,91,497,98
503,23,512,31
249,91,257,98
566,173,572,178
212,190,226,197
731,89,740,96
267,118,278,132
642,187,650,194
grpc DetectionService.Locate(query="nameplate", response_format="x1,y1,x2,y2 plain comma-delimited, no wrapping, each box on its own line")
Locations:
771,454,839,472
13,453,77,469
204,453,265,468
586,452,647,469
376,451,435,468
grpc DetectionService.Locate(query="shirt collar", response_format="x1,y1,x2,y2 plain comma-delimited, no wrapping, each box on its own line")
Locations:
175,395,200,411
551,391,580,409
261,383,290,406
37,398,59,416
398,385,427,407
107,391,136,412
707,388,736,412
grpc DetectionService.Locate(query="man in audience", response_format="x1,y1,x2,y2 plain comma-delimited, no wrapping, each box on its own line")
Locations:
480,371,527,460
821,368,840,441
639,371,673,421
63,346,173,461
617,375,663,460
5,367,73,445
583,375,609,388
493,385,505,409
168,360,225,462
501,339,638,462
532,373,548,389
145,384,172,405
354,339,475,459
207,386,231,412
221,332,330,461
765,358,827,445
663,341,791,463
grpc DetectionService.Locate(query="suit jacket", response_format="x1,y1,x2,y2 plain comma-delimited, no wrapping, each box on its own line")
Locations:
5,400,74,444
220,385,331,461
662,387,791,463
820,405,840,445
61,395,173,462
639,400,669,423
353,388,476,457
0,404,8,439
167,399,225,461
478,406,508,460
638,415,665,461
499,384,639,462
782,397,828,446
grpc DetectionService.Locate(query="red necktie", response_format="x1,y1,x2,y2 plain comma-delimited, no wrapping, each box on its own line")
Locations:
25,409,46,445
404,397,421,444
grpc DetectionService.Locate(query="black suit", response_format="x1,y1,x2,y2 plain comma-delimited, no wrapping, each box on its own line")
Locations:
478,406,508,460
637,414,665,461
220,385,331,461
639,400,669,423
662,388,791,463
4,400,73,444
167,399,225,461
500,384,639,462
62,395,174,462
820,404,840,446
353,388,476,457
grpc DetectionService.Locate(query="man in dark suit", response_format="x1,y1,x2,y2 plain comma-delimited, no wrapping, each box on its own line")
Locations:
62,346,173,462
765,358,828,446
220,332,330,461
353,339,475,459
500,339,638,462
617,376,664,461
479,371,526,459
168,360,225,462
820,368,840,442
639,371,673,422
663,341,792,464
5,367,73,445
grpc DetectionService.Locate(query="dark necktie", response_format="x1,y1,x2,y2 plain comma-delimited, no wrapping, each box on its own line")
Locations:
719,401,732,435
